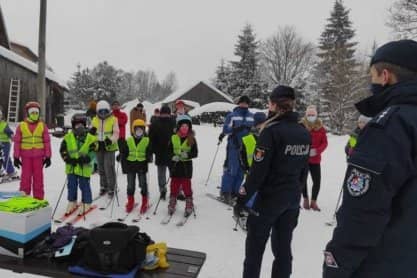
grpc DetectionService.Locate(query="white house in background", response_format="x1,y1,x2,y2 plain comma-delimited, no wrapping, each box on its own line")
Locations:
162,81,233,113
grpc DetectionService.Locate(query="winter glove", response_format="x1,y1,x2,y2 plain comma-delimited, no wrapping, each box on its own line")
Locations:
104,137,113,147
89,127,97,135
78,156,91,164
13,157,22,169
43,157,51,168
89,142,97,152
309,148,317,157
172,155,180,162
218,133,225,143
65,157,78,166
180,151,188,159
116,153,121,162
233,202,245,219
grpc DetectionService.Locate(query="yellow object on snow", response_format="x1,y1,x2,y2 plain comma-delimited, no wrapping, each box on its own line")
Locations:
143,242,170,270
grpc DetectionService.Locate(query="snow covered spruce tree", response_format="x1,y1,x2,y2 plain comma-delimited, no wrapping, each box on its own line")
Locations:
214,58,233,94
67,64,96,108
229,24,267,108
314,0,360,134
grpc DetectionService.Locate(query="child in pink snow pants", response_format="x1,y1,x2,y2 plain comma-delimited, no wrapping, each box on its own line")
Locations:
13,101,51,200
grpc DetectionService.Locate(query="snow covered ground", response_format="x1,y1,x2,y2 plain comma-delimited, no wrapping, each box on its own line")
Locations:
0,124,348,278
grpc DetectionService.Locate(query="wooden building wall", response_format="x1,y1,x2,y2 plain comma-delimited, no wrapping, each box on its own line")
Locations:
0,56,64,126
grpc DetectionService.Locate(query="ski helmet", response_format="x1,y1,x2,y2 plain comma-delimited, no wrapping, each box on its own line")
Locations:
71,113,88,129
176,114,192,130
25,101,41,112
96,100,111,119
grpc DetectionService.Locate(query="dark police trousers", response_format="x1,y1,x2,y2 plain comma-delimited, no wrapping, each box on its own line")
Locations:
243,199,299,278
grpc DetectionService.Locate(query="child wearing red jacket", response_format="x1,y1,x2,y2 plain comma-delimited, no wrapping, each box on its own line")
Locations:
167,115,198,217
301,105,328,211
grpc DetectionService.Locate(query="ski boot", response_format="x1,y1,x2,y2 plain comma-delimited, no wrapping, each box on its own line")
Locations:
125,195,135,213
160,188,167,201
78,203,91,216
168,196,177,215
99,188,107,196
184,197,194,217
140,195,149,214
310,200,321,211
65,202,77,216
303,198,310,210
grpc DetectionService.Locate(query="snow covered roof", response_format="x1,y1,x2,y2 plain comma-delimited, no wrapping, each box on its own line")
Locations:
201,81,234,103
188,102,236,116
162,81,233,104
0,45,68,90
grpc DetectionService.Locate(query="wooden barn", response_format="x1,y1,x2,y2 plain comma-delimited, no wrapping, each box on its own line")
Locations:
0,6,67,126
162,81,233,112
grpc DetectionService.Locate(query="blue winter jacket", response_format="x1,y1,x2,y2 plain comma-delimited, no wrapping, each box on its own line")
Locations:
222,107,254,144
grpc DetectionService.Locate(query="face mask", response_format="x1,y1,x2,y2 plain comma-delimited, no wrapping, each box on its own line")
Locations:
134,128,144,138
307,116,317,123
370,83,388,95
267,110,276,119
179,125,189,136
98,109,110,119
29,113,39,122
74,125,86,136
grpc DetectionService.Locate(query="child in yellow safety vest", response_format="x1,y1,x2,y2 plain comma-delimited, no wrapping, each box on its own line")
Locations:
0,109,18,179
344,115,371,159
167,115,198,217
59,113,97,215
119,119,153,214
239,112,267,175
13,101,51,200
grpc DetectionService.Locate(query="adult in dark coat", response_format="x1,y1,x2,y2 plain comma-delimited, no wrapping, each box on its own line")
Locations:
148,105,175,199
323,39,417,278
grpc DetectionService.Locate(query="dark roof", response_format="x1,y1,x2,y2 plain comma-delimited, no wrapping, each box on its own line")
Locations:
0,5,10,49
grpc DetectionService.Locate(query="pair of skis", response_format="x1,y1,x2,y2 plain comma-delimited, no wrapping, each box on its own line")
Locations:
53,193,106,225
161,209,194,227
54,204,97,225
117,203,153,223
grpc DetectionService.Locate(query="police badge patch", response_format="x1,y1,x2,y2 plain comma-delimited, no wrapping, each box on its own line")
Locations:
346,168,371,197
253,147,265,162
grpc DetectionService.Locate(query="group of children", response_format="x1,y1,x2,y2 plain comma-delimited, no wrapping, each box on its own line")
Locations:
58,100,199,217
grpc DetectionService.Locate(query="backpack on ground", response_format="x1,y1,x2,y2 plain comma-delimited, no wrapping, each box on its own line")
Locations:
81,222,151,274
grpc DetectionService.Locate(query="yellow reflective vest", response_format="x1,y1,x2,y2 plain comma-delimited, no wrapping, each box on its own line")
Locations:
91,116,118,151
126,136,150,162
0,121,9,143
64,132,97,177
171,134,191,161
242,133,257,167
20,121,45,150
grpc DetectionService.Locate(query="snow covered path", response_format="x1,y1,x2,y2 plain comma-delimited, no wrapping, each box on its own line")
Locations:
0,125,348,278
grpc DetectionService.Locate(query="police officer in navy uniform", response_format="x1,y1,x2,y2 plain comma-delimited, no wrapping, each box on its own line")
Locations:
323,40,417,278
234,85,311,278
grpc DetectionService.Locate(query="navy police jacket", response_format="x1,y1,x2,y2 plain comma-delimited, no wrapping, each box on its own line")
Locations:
323,80,417,278
242,111,311,210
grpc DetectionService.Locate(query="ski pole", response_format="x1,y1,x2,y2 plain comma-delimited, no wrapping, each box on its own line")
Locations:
110,158,120,219
153,177,171,215
204,142,221,186
51,178,67,219
331,185,344,221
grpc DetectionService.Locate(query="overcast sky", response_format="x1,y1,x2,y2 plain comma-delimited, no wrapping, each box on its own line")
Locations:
0,0,394,89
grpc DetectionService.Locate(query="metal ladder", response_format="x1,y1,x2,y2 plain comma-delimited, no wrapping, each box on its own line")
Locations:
7,78,21,123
